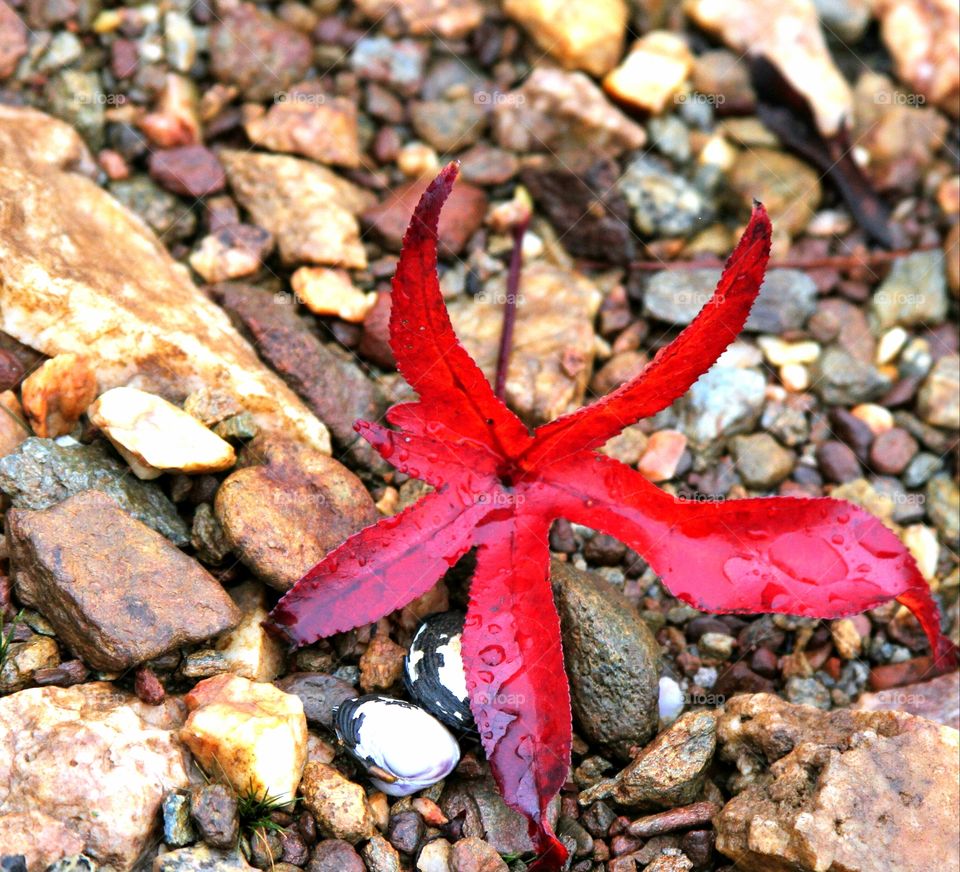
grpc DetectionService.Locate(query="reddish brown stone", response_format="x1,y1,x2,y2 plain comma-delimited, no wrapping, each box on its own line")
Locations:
149,146,226,198
0,0,27,80
362,177,487,255
627,803,719,838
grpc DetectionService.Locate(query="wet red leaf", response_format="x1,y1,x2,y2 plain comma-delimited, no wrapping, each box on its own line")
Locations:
268,163,958,870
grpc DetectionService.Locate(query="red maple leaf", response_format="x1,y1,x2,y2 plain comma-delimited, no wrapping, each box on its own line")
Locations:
268,163,957,869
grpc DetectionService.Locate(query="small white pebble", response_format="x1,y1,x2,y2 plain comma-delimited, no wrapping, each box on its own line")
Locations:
780,363,809,392
876,327,908,365
693,666,717,689
658,676,685,724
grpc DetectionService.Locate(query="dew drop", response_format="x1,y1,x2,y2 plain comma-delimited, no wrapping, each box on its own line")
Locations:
479,645,506,666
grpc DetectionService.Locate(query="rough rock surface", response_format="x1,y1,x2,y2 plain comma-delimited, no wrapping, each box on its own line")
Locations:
215,439,377,591
0,437,189,545
214,283,388,470
551,560,660,760
0,683,190,870
301,762,376,843
219,149,373,268
0,106,329,453
855,672,960,730
180,674,307,804
0,810,84,871
714,694,960,872
580,711,717,808
447,262,602,425
7,490,239,671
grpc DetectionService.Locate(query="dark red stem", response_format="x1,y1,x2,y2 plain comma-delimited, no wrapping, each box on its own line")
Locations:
494,216,529,401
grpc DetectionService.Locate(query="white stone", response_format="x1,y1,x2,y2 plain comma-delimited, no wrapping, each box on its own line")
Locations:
88,386,236,478
780,363,810,392
851,403,895,435
658,675,686,725
757,336,821,366
901,524,939,582
877,327,909,365
291,267,376,323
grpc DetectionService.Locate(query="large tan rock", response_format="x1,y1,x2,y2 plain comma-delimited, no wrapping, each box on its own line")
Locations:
0,810,84,871
7,490,240,671
604,32,694,114
684,0,852,136
715,693,960,872
0,682,190,870
0,106,329,453
301,761,376,843
219,149,373,268
448,261,602,425
502,0,627,76
181,674,308,804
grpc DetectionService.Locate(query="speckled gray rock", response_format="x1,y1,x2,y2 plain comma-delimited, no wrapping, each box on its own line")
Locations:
551,559,660,760
644,269,815,334
810,346,890,405
45,856,97,872
0,438,189,545
619,157,712,238
730,434,795,490
678,367,765,447
871,252,948,329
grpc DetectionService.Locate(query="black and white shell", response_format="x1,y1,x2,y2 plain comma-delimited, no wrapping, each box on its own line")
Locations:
333,695,461,796
403,610,474,730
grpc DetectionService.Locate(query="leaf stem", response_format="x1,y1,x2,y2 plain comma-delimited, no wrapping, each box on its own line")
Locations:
494,215,529,402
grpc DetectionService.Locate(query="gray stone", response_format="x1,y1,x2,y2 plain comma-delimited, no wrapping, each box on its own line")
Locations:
551,560,660,760
784,677,831,709
274,673,357,729
0,438,189,545
730,434,795,490
45,857,97,872
810,346,890,405
902,452,942,488
871,252,948,329
360,836,401,872
643,269,816,333
44,70,104,150
926,474,959,545
619,157,713,238
109,176,197,242
162,792,196,848
679,367,765,446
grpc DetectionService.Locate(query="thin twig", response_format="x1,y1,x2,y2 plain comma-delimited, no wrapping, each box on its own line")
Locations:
494,215,530,401
613,244,939,273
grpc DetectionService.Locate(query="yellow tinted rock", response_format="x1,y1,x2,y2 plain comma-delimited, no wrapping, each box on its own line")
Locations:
604,32,693,114
88,386,235,477
292,267,376,323
182,674,307,804
502,0,627,76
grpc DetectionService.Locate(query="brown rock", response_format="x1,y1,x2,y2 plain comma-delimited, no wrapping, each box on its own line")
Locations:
219,149,373,268
214,283,388,470
301,762,376,843
869,426,918,474
855,672,960,730
521,155,635,264
0,390,29,458
0,682,190,869
591,351,648,396
728,149,821,237
715,693,960,872
148,146,225,198
359,632,407,691
639,430,688,483
0,106,329,452
492,68,646,160
447,262,601,425
354,0,483,38
946,223,959,295
580,712,717,809
876,0,959,117
685,0,852,136
0,810,85,871
363,176,487,255
243,90,360,167
7,490,240,671
917,354,960,428
502,0,627,76
215,439,377,591
20,353,97,438
815,440,861,483
0,0,27,80
209,2,311,101
450,836,508,872
627,802,719,838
